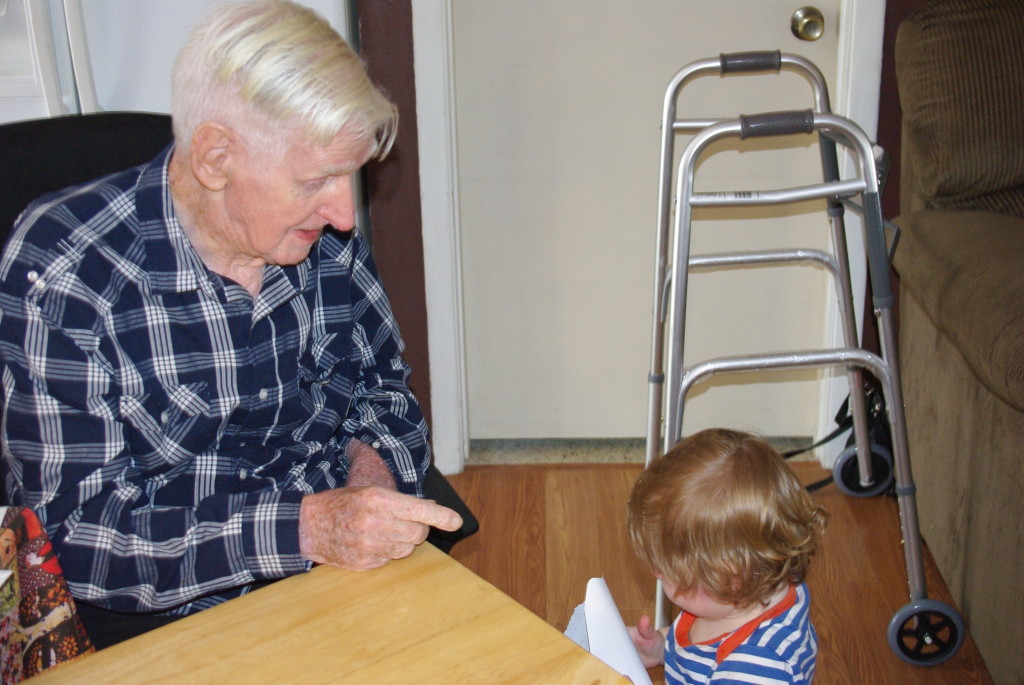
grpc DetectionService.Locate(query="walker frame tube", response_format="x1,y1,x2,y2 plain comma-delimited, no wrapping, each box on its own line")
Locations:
645,53,875,493
652,111,926,628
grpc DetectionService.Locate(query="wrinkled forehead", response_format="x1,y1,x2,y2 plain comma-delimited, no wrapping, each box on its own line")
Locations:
276,122,376,173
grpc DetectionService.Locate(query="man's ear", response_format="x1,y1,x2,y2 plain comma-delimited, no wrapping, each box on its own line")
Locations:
190,122,234,191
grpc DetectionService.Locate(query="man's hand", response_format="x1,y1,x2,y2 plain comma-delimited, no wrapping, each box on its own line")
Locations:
299,486,463,571
628,614,667,668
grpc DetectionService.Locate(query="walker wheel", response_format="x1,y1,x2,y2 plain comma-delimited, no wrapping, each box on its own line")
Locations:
832,443,893,498
887,599,964,666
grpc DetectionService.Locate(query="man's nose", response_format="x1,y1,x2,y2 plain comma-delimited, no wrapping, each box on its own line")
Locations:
318,179,356,230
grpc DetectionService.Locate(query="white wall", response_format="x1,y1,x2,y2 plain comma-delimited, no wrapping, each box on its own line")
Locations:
75,0,351,114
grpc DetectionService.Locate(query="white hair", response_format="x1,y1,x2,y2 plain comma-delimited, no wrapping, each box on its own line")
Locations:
171,0,397,159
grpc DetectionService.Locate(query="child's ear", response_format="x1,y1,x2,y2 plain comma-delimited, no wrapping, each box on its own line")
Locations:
190,122,234,192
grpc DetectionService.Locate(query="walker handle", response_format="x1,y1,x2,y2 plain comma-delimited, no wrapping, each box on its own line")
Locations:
720,51,782,73
739,110,815,139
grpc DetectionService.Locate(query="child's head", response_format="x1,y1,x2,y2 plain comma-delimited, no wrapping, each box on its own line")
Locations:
628,428,827,611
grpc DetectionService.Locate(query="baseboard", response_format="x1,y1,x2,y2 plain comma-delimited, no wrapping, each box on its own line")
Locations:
467,436,815,465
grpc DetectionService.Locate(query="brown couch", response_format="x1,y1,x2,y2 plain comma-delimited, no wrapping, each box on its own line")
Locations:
892,1,1024,682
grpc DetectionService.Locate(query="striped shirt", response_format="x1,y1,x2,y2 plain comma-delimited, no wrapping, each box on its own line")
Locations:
665,583,817,684
0,146,430,615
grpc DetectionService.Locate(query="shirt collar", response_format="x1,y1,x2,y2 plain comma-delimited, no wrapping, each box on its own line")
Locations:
673,584,799,663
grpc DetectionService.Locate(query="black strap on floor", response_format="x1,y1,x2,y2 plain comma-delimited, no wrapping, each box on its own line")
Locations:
781,396,854,493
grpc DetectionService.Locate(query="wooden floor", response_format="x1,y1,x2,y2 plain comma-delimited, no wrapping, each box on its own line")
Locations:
448,461,993,684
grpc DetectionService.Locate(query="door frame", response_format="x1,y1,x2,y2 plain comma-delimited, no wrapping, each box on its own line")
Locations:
412,1,468,474
413,0,886,473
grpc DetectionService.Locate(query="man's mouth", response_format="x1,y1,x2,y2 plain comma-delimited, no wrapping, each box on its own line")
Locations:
294,227,324,242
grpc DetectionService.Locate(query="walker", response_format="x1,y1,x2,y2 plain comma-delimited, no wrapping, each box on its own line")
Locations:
643,51,964,666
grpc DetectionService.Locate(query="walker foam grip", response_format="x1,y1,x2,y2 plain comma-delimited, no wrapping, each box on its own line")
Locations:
719,51,782,73
862,191,895,309
739,110,815,139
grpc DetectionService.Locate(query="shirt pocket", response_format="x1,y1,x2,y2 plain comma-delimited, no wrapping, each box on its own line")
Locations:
119,381,214,471
297,330,354,421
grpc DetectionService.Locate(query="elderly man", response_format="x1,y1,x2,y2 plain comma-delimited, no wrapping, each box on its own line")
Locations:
0,0,461,646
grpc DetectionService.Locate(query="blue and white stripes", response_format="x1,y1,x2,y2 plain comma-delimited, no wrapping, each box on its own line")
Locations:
665,583,818,684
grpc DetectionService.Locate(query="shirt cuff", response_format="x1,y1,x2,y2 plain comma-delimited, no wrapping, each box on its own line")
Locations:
241,491,311,580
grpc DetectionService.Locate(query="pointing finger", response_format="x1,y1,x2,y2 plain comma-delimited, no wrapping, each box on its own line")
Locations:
390,494,463,531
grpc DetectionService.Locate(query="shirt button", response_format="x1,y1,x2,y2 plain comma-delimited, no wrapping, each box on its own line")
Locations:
372,441,381,449
160,410,171,424
239,468,248,480
258,388,269,401
26,271,39,282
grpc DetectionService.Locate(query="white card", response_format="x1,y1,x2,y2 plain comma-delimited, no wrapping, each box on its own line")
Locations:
583,577,653,685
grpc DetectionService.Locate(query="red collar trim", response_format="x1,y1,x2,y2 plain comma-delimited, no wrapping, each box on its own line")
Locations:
674,585,797,663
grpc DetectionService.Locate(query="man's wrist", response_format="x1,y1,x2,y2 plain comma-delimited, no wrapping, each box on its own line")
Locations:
345,440,397,489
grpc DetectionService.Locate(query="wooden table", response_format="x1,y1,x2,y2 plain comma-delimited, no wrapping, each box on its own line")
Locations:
33,543,628,683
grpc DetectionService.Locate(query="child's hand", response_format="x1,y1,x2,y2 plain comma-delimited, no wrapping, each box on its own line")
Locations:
628,614,666,668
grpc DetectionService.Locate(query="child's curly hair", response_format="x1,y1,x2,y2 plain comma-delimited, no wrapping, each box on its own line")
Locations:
628,428,828,610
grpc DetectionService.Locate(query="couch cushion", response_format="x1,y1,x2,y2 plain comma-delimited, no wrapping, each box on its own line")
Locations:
894,209,1024,411
896,0,1024,217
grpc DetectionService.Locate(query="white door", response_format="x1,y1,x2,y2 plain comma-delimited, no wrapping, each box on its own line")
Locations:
418,0,886,472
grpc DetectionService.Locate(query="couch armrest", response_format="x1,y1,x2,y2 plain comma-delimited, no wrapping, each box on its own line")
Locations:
895,0,1024,217
893,209,1024,411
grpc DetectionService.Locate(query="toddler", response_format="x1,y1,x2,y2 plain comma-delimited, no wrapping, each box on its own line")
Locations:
627,428,828,683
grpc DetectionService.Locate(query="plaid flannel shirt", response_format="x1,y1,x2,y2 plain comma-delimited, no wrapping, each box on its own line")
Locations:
0,146,430,614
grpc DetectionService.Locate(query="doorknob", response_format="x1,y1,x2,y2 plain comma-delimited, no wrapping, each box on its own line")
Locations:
791,7,825,41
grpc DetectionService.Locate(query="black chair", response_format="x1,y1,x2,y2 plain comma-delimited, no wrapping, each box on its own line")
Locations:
0,113,477,551
0,112,175,248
